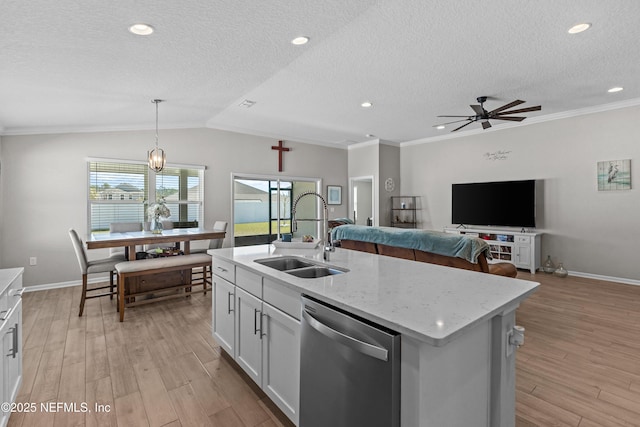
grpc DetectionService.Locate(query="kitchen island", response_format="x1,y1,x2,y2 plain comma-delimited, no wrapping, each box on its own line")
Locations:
210,244,539,427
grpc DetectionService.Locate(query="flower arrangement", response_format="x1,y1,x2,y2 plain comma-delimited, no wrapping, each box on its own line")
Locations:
148,198,171,220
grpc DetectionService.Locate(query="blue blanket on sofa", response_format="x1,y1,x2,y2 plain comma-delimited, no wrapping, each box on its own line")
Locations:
331,225,491,264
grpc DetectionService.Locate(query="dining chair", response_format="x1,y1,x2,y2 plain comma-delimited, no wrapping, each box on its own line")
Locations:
191,221,228,253
69,229,124,316
109,222,143,258
190,221,228,292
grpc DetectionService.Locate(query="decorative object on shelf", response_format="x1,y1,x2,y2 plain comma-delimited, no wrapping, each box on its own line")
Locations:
391,196,417,228
148,198,171,234
327,185,342,205
542,255,556,274
271,140,290,172
597,159,631,191
554,263,568,278
148,99,166,172
384,178,395,192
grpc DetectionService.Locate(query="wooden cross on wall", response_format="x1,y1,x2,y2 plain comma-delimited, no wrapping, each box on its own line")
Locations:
271,140,290,172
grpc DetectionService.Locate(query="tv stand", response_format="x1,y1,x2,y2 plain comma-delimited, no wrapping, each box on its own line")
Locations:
444,227,542,274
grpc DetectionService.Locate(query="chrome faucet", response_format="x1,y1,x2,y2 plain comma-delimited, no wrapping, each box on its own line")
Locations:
291,190,335,261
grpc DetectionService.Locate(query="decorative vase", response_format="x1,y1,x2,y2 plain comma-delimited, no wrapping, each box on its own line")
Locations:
542,255,555,274
554,263,568,278
151,216,163,234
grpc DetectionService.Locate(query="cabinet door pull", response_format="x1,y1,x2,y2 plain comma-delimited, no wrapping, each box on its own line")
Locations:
8,288,25,298
227,292,234,314
254,308,261,335
0,307,12,321
216,266,228,273
6,326,17,358
261,313,267,338
11,323,20,359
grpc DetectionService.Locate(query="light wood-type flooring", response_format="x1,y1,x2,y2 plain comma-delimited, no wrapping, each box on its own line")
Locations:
8,271,640,426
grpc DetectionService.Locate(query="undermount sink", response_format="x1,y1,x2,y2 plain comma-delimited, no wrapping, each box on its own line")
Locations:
254,256,348,278
286,266,346,278
255,257,315,271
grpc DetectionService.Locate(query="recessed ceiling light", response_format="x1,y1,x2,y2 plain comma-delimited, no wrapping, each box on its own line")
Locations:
568,23,591,34
365,134,375,138
291,36,309,45
129,23,154,36
607,87,623,93
361,101,373,108
436,125,445,130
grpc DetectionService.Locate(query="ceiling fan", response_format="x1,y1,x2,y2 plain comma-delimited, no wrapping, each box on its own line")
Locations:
435,96,541,132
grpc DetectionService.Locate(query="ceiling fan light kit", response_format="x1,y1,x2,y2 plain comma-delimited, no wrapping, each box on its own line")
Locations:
435,96,542,132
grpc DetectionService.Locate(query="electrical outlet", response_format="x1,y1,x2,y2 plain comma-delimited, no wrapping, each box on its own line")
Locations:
29,257,37,266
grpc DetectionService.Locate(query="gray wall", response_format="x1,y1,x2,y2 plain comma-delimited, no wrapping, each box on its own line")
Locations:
347,140,401,226
378,143,400,226
400,105,640,282
1,128,348,287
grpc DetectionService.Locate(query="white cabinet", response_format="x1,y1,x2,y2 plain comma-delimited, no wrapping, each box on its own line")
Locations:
0,268,24,427
444,227,542,274
211,258,300,425
212,275,236,357
235,287,263,384
262,302,300,424
514,236,532,269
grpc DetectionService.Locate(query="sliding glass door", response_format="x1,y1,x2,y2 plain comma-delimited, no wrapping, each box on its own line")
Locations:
233,176,318,247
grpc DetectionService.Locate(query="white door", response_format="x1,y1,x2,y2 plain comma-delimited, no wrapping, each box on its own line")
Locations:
262,303,301,425
235,287,263,384
212,276,235,357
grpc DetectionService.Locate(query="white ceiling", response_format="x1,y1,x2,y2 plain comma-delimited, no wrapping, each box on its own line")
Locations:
2,0,639,146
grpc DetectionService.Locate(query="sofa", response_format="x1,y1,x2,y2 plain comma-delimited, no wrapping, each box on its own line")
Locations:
331,225,517,278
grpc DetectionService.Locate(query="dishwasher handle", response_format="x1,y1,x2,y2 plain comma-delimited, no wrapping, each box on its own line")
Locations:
302,309,388,361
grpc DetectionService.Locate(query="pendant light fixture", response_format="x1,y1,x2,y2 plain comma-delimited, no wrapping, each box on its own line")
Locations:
148,99,166,172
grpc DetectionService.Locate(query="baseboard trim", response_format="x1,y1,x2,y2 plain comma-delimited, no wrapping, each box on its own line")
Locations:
24,276,110,292
568,270,640,287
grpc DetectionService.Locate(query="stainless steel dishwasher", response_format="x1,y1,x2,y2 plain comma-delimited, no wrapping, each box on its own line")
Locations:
300,295,401,427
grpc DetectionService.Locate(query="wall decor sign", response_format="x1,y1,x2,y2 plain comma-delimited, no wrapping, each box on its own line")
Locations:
597,159,631,191
327,185,342,205
484,150,512,161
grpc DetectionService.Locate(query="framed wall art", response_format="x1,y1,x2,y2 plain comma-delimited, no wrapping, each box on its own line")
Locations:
327,185,342,205
597,159,631,191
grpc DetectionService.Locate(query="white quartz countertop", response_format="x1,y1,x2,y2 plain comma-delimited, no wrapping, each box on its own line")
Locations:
210,245,539,346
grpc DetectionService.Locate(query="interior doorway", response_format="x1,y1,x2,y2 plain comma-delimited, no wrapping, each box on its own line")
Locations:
350,176,375,226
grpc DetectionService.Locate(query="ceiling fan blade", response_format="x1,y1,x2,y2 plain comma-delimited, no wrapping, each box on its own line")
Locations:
452,121,474,132
491,116,526,122
470,105,485,116
481,121,492,129
494,105,541,115
437,115,472,118
488,100,525,115
433,119,470,127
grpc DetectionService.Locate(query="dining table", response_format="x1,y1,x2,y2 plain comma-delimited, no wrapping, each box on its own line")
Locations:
86,227,226,260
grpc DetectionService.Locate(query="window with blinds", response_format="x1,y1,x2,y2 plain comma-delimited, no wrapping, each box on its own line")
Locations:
88,160,204,232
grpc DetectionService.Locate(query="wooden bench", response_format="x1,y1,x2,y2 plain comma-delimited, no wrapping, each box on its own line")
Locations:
115,253,212,321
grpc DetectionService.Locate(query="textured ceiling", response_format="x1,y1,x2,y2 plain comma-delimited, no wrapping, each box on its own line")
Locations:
1,0,639,145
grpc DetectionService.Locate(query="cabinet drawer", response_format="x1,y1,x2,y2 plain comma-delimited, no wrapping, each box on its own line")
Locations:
263,278,301,320
212,258,235,283
516,236,531,244
237,268,262,298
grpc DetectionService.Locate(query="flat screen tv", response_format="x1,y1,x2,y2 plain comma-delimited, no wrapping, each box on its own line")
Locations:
452,180,536,228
